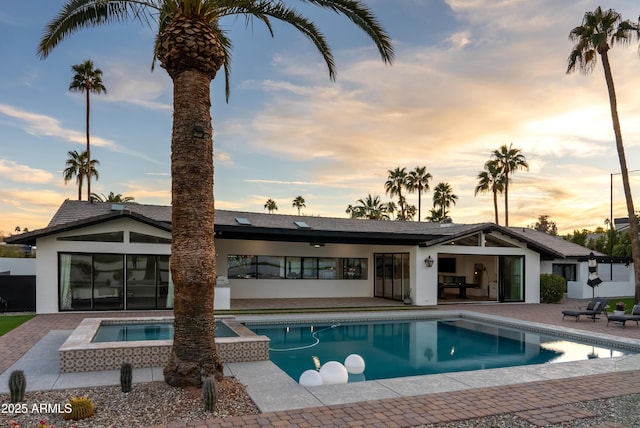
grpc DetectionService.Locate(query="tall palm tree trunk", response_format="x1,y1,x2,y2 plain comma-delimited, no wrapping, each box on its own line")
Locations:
417,187,422,222
163,69,223,386
85,90,91,202
492,189,499,225
503,172,509,226
600,51,640,302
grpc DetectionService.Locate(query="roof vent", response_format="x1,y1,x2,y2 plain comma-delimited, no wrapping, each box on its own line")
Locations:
294,221,310,228
235,217,251,226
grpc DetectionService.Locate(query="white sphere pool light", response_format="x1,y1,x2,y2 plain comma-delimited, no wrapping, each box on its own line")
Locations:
299,369,323,387
319,361,348,385
344,354,366,374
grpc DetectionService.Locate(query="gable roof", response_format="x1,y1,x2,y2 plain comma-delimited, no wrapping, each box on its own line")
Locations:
6,200,598,259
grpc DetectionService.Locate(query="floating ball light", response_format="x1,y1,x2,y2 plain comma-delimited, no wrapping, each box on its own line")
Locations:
299,369,323,387
319,361,348,385
344,354,365,374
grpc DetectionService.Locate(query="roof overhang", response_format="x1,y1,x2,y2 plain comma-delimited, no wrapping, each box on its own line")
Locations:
215,225,438,246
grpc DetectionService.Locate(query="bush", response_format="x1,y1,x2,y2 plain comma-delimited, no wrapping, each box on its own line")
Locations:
540,274,565,303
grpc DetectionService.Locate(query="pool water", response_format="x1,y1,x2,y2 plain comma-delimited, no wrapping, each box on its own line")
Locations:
93,321,238,342
248,318,634,382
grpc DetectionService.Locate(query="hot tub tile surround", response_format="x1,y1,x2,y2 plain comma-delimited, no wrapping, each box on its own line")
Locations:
59,317,270,373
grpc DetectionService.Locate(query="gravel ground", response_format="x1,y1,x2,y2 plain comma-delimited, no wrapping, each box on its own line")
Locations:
422,393,640,428
0,377,259,428
2,379,639,427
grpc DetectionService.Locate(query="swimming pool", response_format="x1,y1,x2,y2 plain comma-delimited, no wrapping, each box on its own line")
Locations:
248,317,635,382
92,320,238,342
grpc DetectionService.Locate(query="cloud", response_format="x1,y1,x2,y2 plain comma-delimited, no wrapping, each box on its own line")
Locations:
0,103,161,162
0,159,54,184
101,60,172,111
215,0,640,234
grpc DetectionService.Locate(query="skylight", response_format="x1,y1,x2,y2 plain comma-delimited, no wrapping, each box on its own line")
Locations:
294,221,310,228
235,217,251,225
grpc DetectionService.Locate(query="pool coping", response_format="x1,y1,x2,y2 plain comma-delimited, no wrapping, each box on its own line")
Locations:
227,309,640,413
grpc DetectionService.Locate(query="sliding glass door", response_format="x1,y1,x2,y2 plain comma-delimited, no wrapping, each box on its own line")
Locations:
374,253,410,301
498,255,524,302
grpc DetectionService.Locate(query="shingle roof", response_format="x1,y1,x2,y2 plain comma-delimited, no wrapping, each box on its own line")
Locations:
505,227,606,258
6,200,598,259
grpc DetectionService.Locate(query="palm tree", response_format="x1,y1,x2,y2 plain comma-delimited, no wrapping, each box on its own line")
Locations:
406,166,431,222
384,167,408,220
292,196,306,215
91,192,135,203
63,150,99,200
431,182,457,223
38,0,393,388
426,206,446,223
491,144,528,227
474,159,504,225
567,7,640,303
264,198,278,214
385,201,397,220
69,60,107,202
351,194,388,220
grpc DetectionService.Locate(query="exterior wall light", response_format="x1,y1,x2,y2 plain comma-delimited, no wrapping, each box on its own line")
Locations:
424,255,434,267
193,124,206,138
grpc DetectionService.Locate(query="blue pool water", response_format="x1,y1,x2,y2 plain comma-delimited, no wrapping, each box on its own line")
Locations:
248,318,634,382
93,321,237,342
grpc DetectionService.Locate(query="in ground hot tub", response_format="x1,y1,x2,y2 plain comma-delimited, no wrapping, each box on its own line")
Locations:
59,317,270,372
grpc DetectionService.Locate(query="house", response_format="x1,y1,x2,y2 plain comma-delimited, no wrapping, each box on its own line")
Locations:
7,200,634,314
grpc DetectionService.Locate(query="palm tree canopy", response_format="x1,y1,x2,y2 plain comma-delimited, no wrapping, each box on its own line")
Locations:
39,0,394,102
63,150,100,200
474,160,504,196
566,7,639,74
69,59,107,94
433,182,458,209
492,143,529,177
264,198,278,212
353,194,388,220
406,166,431,193
62,150,86,186
384,166,409,220
91,192,135,203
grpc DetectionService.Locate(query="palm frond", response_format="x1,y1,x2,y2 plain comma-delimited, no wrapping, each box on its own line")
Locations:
38,0,160,59
301,0,394,64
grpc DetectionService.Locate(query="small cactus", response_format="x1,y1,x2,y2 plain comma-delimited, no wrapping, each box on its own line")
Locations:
8,370,26,403
63,396,95,421
120,362,132,393
202,377,218,412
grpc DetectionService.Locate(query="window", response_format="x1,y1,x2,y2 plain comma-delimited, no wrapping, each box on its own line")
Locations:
228,255,368,280
228,255,257,278
57,231,124,242
343,258,367,280
130,232,171,244
257,256,285,279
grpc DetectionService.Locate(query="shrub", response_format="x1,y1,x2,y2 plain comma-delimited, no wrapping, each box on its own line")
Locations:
540,274,565,303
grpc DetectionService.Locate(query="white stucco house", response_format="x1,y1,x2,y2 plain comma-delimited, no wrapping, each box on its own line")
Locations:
7,200,634,314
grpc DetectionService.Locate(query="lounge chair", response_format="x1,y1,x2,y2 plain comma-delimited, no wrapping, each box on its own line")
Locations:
561,297,608,322
606,304,640,327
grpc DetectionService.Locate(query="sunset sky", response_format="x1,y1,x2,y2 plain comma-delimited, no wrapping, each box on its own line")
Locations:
2,0,640,237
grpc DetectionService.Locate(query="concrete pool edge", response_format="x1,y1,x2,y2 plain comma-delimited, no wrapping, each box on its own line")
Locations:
227,309,640,413
59,316,270,372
